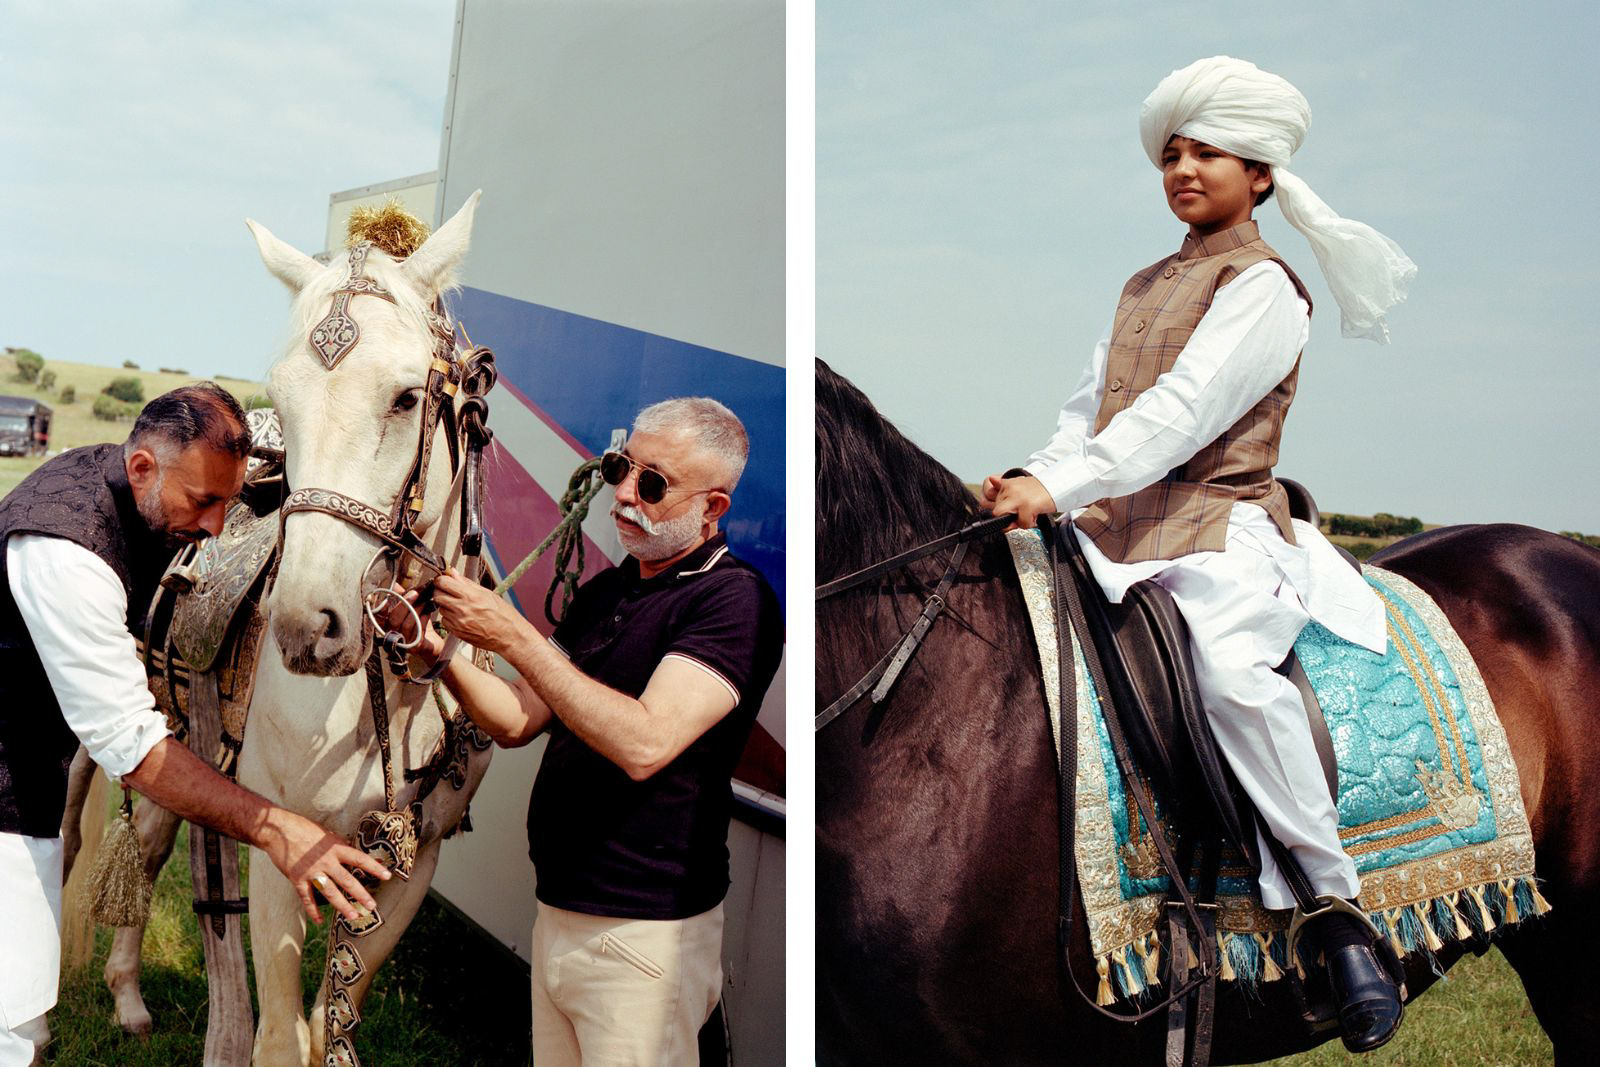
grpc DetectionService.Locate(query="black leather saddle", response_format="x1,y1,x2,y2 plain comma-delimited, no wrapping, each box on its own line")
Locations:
1057,478,1351,872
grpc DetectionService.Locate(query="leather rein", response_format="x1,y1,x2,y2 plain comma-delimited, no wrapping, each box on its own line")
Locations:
814,513,1011,731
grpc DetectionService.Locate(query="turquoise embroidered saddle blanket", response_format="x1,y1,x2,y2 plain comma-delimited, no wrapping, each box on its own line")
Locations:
1006,529,1546,1002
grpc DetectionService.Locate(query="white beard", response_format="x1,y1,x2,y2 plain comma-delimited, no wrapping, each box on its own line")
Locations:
611,500,706,561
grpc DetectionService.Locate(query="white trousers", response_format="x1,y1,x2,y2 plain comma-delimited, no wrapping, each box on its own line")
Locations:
0,833,61,1067
530,902,724,1066
0,1015,47,1067
1149,526,1361,910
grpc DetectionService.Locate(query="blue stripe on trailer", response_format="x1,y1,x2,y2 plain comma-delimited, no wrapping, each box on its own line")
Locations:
449,286,786,610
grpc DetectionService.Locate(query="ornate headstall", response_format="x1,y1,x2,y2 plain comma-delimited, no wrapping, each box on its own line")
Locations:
279,241,496,599
309,243,396,370
292,240,499,1067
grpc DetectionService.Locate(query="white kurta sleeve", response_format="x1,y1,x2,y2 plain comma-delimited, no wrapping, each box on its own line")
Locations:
6,534,170,780
1029,260,1310,513
1021,316,1111,478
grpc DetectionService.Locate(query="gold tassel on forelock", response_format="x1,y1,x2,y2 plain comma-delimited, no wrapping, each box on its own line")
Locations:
346,200,431,260
84,787,152,928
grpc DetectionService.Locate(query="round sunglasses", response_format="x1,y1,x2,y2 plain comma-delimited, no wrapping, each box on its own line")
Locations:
599,450,722,505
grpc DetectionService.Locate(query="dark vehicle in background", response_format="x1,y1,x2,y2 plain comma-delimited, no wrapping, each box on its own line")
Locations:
0,396,52,456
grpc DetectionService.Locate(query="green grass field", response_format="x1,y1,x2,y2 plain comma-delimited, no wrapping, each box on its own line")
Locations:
0,353,265,499
1262,950,1552,1066
49,826,1551,1067
47,804,532,1065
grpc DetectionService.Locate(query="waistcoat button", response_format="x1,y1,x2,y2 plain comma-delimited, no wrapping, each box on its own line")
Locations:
1133,320,1145,333
1109,379,1124,392
1163,266,1177,279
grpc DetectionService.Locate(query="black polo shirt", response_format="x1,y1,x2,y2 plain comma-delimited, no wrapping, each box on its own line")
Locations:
529,533,782,920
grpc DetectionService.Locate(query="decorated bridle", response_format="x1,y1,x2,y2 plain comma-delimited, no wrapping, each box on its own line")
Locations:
285,240,500,1067
278,241,497,673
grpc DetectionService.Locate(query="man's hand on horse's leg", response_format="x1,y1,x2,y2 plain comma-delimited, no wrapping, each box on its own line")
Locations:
256,809,392,924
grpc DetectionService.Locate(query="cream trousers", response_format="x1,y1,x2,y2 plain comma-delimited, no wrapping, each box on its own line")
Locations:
530,902,724,1066
1149,522,1363,910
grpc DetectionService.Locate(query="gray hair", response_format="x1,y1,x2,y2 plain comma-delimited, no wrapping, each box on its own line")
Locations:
632,396,748,492
125,382,250,463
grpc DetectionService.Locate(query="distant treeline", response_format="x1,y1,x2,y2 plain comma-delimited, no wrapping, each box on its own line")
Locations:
1324,512,1424,538
1561,531,1600,550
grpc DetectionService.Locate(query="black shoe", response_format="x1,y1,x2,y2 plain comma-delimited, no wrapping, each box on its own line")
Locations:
1325,940,1404,1053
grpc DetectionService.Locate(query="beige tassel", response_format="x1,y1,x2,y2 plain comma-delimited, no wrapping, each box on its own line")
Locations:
1531,883,1553,915
1468,884,1497,932
1182,934,1199,971
1095,956,1115,1006
1135,930,1160,986
85,788,152,928
1418,903,1444,952
1218,935,1236,981
1256,933,1284,982
1384,909,1406,958
1501,879,1520,925
1449,891,1471,938
1114,944,1137,993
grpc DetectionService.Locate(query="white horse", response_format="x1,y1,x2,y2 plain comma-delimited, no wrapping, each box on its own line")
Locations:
76,193,496,1066
240,191,494,1066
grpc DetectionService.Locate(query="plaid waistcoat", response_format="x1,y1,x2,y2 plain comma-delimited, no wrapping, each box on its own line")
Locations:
1074,220,1313,564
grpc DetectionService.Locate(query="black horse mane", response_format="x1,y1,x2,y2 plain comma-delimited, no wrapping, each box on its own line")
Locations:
816,359,982,583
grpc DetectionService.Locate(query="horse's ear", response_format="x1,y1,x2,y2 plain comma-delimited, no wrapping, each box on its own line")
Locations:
245,219,323,293
403,189,481,294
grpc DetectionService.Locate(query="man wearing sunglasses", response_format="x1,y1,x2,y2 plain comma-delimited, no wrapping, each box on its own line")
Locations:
416,396,782,1067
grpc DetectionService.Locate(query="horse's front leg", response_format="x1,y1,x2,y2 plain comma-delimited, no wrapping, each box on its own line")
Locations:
102,796,181,1035
306,840,442,1064
249,849,312,1067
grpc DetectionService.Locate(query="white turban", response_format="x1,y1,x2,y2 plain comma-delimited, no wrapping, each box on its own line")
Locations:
1140,57,1416,343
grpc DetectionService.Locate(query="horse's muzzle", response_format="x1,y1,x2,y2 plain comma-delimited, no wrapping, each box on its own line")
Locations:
272,607,367,677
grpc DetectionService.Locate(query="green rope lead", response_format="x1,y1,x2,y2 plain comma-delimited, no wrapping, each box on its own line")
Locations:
490,456,607,626
431,456,606,711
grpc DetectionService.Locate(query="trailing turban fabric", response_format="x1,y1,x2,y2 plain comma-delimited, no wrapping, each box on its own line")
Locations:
1140,56,1417,343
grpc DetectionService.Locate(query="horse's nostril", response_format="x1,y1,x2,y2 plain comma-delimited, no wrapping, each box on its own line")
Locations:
320,609,342,640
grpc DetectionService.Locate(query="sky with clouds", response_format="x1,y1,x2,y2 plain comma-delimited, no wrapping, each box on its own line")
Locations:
2,1,455,383
819,1,1600,532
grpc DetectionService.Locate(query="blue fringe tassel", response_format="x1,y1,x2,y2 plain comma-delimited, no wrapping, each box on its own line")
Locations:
1223,933,1263,984
1102,876,1548,1004
1512,879,1537,922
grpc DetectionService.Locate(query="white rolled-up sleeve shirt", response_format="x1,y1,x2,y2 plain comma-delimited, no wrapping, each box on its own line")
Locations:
7,534,171,778
0,533,171,1030
1022,260,1386,653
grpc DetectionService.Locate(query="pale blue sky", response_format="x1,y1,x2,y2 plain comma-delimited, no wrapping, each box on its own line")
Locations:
1,1,455,383
819,2,1600,532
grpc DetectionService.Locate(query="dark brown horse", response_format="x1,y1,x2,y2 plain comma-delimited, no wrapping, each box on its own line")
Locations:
815,359,1600,1065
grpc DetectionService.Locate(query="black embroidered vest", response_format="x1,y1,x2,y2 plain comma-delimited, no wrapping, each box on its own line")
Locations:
0,444,170,836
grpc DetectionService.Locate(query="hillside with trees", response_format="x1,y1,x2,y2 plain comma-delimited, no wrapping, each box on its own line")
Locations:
0,348,265,498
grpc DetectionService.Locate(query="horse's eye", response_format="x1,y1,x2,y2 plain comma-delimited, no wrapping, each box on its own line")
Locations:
392,390,422,413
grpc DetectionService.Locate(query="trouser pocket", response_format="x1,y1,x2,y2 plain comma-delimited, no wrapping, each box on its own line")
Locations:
599,932,665,979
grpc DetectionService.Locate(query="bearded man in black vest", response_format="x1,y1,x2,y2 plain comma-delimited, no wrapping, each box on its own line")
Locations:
0,383,389,1065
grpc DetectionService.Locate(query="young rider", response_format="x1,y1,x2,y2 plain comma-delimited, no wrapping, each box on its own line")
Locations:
983,56,1416,1052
